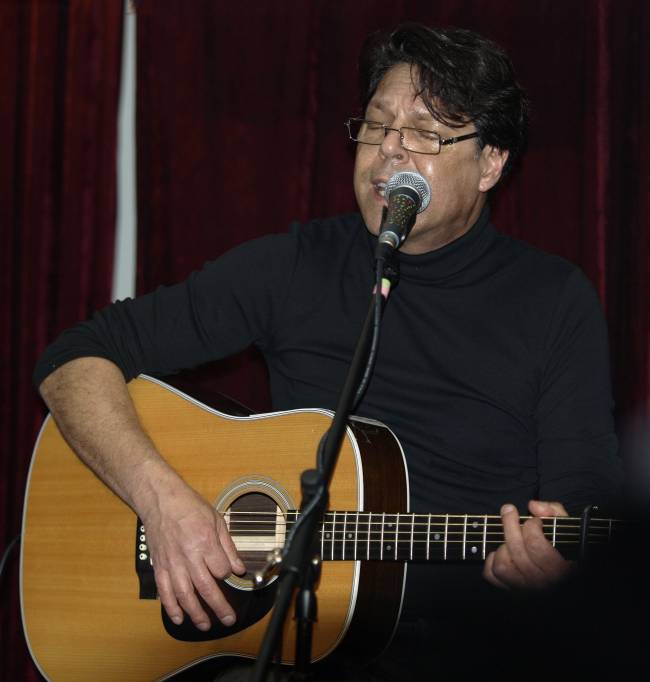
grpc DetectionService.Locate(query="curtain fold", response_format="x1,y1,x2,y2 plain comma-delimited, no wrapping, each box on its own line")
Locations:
0,2,123,679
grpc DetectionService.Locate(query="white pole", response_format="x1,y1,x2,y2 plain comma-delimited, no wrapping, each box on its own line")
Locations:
112,0,137,301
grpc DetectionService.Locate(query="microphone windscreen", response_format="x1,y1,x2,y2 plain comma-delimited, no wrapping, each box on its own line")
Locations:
386,171,431,213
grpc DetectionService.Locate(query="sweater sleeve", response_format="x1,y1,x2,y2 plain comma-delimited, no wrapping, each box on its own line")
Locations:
33,233,298,387
535,268,624,514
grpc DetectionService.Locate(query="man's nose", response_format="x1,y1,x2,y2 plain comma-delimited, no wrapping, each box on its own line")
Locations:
379,127,407,161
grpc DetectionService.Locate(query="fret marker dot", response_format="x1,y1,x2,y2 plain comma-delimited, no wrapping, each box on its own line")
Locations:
434,533,440,540
386,545,392,551
347,532,353,539
326,533,331,539
471,546,478,554
472,521,478,529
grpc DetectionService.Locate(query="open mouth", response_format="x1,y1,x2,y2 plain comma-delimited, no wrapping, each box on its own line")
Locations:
373,181,387,200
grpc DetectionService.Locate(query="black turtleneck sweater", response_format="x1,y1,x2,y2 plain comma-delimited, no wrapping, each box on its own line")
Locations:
35,209,622,521
33,208,626,672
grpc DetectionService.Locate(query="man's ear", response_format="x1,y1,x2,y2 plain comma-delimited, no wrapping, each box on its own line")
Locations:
478,145,509,193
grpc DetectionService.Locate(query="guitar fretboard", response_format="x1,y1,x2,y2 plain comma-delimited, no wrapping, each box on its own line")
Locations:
282,511,618,562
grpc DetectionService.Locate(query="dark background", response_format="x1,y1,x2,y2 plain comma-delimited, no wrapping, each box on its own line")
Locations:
1,1,649,678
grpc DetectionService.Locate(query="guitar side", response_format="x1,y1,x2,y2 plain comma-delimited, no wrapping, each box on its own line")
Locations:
20,375,407,681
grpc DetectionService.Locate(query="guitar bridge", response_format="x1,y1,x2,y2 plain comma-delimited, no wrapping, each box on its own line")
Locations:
135,518,157,599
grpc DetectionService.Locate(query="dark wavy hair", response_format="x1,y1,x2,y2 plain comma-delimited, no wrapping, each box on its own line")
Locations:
358,23,529,178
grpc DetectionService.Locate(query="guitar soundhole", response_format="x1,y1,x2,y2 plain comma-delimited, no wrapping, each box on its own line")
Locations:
224,492,285,589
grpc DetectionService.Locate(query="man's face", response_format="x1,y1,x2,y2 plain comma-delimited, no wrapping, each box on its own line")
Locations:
353,63,507,255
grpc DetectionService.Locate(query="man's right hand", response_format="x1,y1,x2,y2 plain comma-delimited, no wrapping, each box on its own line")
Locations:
139,482,246,630
39,358,246,632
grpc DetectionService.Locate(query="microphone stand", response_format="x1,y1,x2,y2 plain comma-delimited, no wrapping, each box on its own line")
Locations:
249,253,399,682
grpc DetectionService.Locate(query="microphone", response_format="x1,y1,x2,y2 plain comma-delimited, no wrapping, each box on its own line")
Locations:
376,171,431,255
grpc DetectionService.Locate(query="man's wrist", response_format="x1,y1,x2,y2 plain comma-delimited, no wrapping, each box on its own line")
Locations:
128,455,187,521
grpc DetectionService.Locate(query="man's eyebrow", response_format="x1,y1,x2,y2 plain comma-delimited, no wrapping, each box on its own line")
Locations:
368,99,434,122
412,109,435,123
366,100,385,113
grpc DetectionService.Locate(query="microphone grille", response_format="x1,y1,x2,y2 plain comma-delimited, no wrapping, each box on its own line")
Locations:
386,171,431,213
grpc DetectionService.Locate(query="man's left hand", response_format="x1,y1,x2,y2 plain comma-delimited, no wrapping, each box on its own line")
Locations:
482,500,573,591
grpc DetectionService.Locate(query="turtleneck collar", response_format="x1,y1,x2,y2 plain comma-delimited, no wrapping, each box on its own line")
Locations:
365,204,499,286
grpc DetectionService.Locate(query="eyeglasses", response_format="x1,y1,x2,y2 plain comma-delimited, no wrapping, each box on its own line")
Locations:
345,117,480,155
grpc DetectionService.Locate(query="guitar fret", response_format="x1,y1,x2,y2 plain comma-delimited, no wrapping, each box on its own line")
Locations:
354,511,359,561
372,513,379,560
426,515,431,560
552,516,557,547
331,511,336,561
394,515,401,559
342,511,347,561
380,512,385,560
343,512,354,559
444,514,449,560
482,514,487,559
469,516,484,559
462,514,467,560
394,514,399,560
366,512,371,560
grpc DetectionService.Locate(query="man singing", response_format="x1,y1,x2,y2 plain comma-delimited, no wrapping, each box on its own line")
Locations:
34,22,622,680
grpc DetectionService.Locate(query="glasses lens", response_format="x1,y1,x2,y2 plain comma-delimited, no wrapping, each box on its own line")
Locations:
402,128,441,154
348,119,384,144
346,119,442,153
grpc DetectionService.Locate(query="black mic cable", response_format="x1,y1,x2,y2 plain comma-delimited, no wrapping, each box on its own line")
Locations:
354,171,432,409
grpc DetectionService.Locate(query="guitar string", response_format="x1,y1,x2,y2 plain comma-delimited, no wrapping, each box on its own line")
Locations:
224,528,610,542
223,517,617,532
228,535,608,543
225,525,599,533
223,512,621,526
224,519,611,537
225,527,618,543
222,511,623,522
227,532,613,550
223,519,617,533
228,533,603,540
230,536,611,543
217,513,623,548
231,541,610,555
222,511,623,528
231,540,610,547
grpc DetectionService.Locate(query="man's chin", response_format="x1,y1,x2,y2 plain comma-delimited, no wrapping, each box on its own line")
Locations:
359,207,382,236
363,221,381,238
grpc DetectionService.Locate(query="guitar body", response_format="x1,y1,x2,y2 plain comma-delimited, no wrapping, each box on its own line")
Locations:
21,376,408,681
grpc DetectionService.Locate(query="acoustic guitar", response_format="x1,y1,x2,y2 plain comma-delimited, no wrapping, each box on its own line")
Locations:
20,375,622,681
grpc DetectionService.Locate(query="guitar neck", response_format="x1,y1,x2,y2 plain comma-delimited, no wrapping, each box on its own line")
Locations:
280,511,620,563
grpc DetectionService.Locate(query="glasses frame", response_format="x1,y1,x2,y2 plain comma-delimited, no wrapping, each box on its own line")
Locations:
345,117,480,155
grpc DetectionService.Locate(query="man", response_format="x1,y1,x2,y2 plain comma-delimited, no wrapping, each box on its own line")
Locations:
35,23,622,679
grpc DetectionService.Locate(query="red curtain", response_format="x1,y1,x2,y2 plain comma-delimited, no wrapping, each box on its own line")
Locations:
136,0,649,431
0,1,123,679
2,0,649,678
